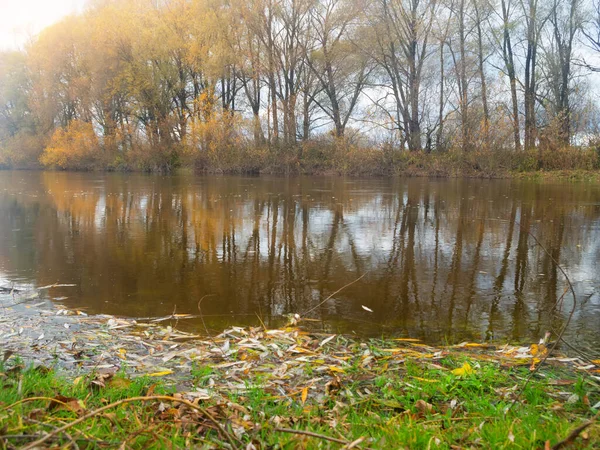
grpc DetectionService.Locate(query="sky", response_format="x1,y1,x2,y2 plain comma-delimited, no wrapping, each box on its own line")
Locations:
0,0,85,50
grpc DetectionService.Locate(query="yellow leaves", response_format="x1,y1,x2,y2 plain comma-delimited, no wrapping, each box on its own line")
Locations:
301,387,308,405
40,120,100,170
411,376,439,383
289,346,316,355
379,348,435,358
185,108,246,160
530,344,548,357
456,342,487,348
530,358,542,371
108,377,133,390
147,370,174,377
452,362,475,376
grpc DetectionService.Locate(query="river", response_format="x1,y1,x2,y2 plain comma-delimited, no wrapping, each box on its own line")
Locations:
0,171,598,352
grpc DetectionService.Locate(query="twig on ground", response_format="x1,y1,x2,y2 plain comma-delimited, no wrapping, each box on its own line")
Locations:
117,423,161,450
341,437,366,449
555,334,597,364
17,395,240,450
0,396,73,413
274,427,375,449
551,410,600,449
24,417,80,450
0,435,43,440
419,416,496,425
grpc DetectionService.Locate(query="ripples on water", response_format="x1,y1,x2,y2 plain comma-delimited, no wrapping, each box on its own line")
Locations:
0,171,598,351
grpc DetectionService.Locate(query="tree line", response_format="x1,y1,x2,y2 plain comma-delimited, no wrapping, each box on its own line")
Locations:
1,0,600,172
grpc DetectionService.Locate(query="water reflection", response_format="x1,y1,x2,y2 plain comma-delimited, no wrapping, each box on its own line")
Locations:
0,171,598,350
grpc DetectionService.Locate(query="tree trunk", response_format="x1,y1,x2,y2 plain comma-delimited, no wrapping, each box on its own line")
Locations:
458,0,470,151
501,0,521,151
474,0,489,146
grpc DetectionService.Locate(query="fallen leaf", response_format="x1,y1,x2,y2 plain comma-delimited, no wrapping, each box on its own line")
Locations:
530,344,548,357
374,399,404,410
548,379,576,386
301,387,308,404
319,335,336,347
108,377,132,389
49,395,86,416
452,362,474,376
361,305,373,312
412,376,439,383
90,370,116,389
147,370,173,377
2,350,14,363
456,342,486,348
415,399,433,414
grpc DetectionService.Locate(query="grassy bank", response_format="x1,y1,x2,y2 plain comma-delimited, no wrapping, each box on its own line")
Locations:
4,134,600,179
143,143,600,178
1,325,599,449
279,143,600,178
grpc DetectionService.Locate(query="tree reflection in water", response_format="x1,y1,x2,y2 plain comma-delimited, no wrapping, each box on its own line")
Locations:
0,171,598,351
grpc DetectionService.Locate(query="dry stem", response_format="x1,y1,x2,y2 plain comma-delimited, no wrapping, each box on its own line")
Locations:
17,395,240,450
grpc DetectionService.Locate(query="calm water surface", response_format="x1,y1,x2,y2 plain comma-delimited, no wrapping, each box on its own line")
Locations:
1,171,599,351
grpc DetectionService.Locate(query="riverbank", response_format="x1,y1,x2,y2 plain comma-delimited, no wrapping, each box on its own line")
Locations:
4,142,600,179
1,298,599,449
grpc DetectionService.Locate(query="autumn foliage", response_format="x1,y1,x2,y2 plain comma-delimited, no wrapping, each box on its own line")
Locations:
0,0,598,173
40,121,101,170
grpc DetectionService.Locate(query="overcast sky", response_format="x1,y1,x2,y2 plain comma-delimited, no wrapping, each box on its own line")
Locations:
0,0,85,50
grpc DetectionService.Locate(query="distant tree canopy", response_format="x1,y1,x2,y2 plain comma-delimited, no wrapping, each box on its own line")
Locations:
0,0,599,171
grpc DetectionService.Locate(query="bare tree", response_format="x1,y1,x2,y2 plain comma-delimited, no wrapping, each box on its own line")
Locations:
473,0,490,143
520,0,547,151
499,0,522,151
370,0,438,152
541,0,583,145
305,0,371,137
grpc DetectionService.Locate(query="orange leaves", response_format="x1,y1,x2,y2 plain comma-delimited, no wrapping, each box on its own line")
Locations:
39,120,100,170
301,387,309,404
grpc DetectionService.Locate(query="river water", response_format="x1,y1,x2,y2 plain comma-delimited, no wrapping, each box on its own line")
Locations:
0,171,598,351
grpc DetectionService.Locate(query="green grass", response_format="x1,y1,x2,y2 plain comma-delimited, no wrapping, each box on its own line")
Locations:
1,349,598,449
0,363,187,447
